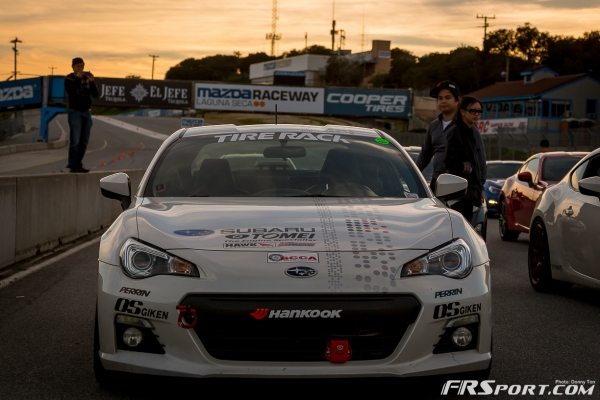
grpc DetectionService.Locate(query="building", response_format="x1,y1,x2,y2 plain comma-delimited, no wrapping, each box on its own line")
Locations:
469,67,600,140
249,40,392,88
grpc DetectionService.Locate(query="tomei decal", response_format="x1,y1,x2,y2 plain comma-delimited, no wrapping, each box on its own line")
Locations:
214,132,350,144
119,287,151,297
268,253,319,263
285,266,318,278
114,298,169,320
250,308,342,320
221,227,318,247
433,302,482,319
434,288,463,298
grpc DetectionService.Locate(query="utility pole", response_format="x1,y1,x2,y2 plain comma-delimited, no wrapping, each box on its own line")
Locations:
49,66,56,76
476,14,495,51
339,29,346,50
304,32,308,49
265,0,281,56
330,1,338,51
10,37,22,80
148,54,159,80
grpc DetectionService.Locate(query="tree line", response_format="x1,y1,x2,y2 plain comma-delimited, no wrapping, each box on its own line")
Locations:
164,23,599,94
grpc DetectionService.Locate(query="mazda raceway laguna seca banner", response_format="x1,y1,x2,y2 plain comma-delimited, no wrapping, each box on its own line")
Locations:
195,83,412,118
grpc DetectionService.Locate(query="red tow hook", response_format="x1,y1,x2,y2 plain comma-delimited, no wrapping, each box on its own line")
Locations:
176,305,198,329
325,339,352,363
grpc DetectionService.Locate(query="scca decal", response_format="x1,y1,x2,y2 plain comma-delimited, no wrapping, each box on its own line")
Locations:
114,298,169,320
433,302,482,319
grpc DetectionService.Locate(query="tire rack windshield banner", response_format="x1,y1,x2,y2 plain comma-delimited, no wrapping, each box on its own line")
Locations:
195,83,324,114
0,77,42,109
325,88,411,118
94,78,193,109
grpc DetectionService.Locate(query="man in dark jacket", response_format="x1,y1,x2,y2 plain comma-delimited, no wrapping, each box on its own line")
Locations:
416,80,461,191
64,57,99,173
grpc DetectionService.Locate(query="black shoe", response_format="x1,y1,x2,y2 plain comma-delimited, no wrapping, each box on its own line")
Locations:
69,167,90,173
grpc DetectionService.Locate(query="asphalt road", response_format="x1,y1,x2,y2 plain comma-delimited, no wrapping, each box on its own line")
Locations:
0,114,177,176
0,222,598,400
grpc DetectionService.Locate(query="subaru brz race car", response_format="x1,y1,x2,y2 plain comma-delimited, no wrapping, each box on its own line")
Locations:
96,124,492,382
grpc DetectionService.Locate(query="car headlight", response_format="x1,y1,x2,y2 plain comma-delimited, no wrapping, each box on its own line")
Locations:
488,186,500,194
119,238,200,279
401,239,472,279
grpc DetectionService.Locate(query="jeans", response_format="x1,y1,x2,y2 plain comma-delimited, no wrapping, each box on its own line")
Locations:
67,109,93,169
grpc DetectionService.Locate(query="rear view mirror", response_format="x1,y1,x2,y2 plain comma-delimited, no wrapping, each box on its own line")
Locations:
263,146,306,158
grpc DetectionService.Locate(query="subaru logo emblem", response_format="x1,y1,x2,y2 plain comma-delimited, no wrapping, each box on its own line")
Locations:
285,266,317,278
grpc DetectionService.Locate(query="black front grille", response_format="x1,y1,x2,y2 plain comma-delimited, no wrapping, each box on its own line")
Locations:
179,294,421,362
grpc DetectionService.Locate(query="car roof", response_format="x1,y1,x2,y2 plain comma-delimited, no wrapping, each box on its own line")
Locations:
486,160,522,164
530,151,588,159
178,124,384,138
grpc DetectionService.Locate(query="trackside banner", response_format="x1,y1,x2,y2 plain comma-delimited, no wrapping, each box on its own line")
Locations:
0,78,42,109
195,83,324,114
325,88,411,118
94,78,193,108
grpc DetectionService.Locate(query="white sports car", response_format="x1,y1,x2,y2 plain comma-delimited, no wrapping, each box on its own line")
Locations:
528,147,600,291
96,124,491,383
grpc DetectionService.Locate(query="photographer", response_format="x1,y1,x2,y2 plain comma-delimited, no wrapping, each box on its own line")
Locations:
64,57,99,173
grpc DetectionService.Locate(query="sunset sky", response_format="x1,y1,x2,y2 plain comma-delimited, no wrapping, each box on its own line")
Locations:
1,0,599,80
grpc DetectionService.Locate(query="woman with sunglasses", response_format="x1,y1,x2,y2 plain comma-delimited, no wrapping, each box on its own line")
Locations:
444,96,485,222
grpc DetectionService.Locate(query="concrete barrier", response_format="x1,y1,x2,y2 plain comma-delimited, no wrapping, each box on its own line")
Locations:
0,169,145,270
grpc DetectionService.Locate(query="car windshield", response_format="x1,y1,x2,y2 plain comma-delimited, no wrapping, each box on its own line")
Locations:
143,130,428,198
541,156,583,182
486,162,521,180
407,151,433,182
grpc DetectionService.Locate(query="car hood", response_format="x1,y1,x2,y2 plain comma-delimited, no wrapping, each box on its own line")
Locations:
135,197,453,252
486,179,505,187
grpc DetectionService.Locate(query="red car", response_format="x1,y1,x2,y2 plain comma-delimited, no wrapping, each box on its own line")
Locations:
498,151,587,241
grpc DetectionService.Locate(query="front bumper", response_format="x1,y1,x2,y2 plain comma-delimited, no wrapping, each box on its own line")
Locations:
96,261,492,378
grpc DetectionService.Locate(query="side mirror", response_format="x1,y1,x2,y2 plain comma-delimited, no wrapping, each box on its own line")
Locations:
435,173,468,201
100,172,132,210
517,171,533,184
579,176,600,199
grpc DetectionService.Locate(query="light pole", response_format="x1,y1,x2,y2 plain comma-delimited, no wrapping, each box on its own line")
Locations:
148,54,159,80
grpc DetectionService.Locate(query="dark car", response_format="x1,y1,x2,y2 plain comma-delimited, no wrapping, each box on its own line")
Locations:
483,161,522,216
498,151,587,241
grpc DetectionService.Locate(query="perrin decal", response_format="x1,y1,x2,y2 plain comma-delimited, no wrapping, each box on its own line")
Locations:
119,287,151,297
434,288,463,298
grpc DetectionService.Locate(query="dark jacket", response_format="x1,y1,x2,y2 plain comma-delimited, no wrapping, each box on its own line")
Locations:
64,73,99,112
445,119,484,205
416,114,457,183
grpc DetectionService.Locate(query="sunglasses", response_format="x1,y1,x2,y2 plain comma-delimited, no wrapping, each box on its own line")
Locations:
467,108,483,115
